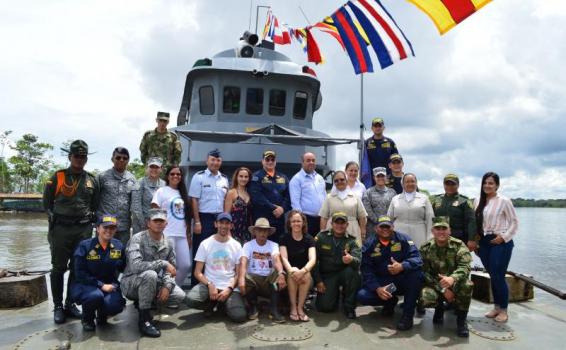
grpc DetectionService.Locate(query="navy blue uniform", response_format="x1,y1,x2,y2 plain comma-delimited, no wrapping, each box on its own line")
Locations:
71,237,126,321
249,169,291,243
357,231,423,317
365,136,398,184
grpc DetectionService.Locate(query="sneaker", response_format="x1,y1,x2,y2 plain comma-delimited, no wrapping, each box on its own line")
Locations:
166,302,179,309
53,305,66,324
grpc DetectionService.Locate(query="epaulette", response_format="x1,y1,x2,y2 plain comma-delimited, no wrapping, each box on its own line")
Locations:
196,170,205,175
220,173,228,178
169,131,178,140
143,130,152,137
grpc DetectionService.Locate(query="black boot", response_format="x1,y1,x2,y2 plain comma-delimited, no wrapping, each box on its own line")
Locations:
456,310,470,338
396,314,414,331
433,304,444,324
138,309,160,338
53,305,66,324
96,310,108,325
50,272,66,324
81,318,96,331
416,304,426,317
381,296,398,317
64,303,82,319
269,291,285,323
245,292,259,320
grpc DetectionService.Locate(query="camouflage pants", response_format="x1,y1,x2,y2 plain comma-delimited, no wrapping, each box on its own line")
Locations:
121,270,186,310
419,280,473,311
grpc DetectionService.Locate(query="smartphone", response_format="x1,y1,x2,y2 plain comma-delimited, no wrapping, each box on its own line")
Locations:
385,283,397,294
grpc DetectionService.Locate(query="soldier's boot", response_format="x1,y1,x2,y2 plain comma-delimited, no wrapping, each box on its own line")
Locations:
64,302,83,319
381,296,398,317
268,291,285,323
245,292,259,320
81,309,96,332
456,310,470,338
433,304,444,324
396,313,414,331
96,310,108,325
138,309,160,338
50,272,66,324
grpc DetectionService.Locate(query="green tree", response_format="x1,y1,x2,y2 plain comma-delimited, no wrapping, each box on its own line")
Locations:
8,133,53,193
127,158,146,179
0,130,13,192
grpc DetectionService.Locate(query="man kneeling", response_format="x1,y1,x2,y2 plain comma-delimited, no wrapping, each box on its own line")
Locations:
419,216,473,337
239,218,287,322
186,213,246,323
357,215,423,330
121,209,186,338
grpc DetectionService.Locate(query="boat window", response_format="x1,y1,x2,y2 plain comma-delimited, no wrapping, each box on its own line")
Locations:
269,89,286,116
223,86,240,113
246,88,264,115
293,91,308,119
199,86,215,115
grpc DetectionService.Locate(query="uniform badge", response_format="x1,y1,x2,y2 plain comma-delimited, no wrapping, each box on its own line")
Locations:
452,201,459,207
85,179,93,188
391,243,401,252
321,244,332,250
367,141,376,150
381,142,391,148
275,177,286,184
371,246,382,257
262,176,271,183
109,250,121,259
87,250,101,260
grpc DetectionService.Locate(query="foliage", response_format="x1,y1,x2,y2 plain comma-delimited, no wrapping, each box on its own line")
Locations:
512,198,566,208
127,158,146,179
0,157,13,192
8,133,53,192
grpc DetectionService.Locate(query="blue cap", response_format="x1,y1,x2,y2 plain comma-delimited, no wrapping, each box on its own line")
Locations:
216,212,233,222
377,215,393,227
208,149,221,158
98,214,117,227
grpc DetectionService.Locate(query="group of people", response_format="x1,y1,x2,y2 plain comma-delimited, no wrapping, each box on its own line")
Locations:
43,113,519,340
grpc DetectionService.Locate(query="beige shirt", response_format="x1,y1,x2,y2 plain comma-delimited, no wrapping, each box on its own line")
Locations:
387,192,434,248
319,192,368,246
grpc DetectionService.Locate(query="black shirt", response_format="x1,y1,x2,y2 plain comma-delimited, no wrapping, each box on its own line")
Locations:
280,234,315,268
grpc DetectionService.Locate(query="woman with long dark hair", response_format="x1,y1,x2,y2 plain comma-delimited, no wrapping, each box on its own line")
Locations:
224,167,253,244
151,165,193,289
474,172,518,323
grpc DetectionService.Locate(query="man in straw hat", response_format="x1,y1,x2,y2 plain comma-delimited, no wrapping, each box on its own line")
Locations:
238,218,287,322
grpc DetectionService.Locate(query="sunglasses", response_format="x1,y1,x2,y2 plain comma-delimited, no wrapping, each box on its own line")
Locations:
264,157,276,162
114,156,129,161
334,178,346,183
169,173,182,177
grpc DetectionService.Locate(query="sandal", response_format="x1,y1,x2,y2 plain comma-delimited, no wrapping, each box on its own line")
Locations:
298,313,309,322
290,313,299,321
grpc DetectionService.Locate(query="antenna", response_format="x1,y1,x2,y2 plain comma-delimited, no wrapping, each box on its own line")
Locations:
255,5,271,35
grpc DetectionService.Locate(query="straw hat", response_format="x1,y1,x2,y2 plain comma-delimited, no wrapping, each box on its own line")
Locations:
248,218,276,235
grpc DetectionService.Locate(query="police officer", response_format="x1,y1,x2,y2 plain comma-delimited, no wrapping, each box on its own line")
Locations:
386,154,404,194
249,150,291,244
189,149,229,285
357,215,423,331
43,139,99,324
70,214,126,331
419,216,473,337
313,212,361,319
121,208,187,338
364,117,399,185
139,111,182,170
97,147,139,245
430,174,476,250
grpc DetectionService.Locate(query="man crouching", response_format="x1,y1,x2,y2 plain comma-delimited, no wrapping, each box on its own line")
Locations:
121,208,186,338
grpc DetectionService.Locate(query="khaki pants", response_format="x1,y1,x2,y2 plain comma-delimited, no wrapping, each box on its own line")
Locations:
245,270,280,297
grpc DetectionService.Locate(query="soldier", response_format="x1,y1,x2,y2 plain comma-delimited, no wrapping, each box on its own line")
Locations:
430,174,477,250
362,166,397,234
43,139,99,324
364,117,399,186
70,214,126,331
357,215,423,331
121,208,187,338
249,150,291,244
419,216,473,337
131,157,165,234
313,212,361,319
189,149,229,286
139,111,182,170
97,147,138,244
386,154,404,194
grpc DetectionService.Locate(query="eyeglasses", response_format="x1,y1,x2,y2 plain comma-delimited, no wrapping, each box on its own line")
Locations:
114,156,129,161
169,173,182,177
334,178,346,183
264,157,276,162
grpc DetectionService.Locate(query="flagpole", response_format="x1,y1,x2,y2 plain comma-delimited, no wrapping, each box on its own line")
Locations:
249,0,253,31
359,74,365,169
255,5,271,34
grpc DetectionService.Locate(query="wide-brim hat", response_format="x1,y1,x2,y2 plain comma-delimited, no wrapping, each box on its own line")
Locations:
248,217,276,235
61,139,95,155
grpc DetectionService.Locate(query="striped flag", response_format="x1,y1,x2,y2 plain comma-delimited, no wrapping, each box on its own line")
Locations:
346,0,414,69
273,17,292,45
407,0,492,34
313,20,346,50
331,7,374,74
262,9,275,41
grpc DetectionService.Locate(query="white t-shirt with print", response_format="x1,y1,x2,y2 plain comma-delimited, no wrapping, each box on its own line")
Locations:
152,186,187,238
194,236,242,290
241,239,279,276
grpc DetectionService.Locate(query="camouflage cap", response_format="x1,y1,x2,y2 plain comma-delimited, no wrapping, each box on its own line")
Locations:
156,111,170,121
377,215,393,227
147,157,163,167
389,153,403,163
373,167,387,176
263,150,276,159
331,211,348,223
149,208,167,221
443,173,459,184
62,139,89,156
432,216,450,228
98,214,117,227
371,117,384,126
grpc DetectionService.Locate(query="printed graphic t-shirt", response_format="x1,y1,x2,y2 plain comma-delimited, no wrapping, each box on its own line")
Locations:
152,186,186,237
241,239,279,276
194,236,242,289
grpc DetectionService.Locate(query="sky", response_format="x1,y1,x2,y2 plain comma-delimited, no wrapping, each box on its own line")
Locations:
1,0,565,199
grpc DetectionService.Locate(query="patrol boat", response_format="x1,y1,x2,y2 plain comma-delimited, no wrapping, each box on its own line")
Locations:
173,31,357,181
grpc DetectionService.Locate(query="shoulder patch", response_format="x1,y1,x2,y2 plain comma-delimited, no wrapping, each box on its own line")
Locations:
407,240,415,246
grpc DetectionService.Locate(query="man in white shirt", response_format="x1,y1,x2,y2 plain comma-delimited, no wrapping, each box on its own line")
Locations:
238,218,287,322
289,152,327,236
185,213,246,323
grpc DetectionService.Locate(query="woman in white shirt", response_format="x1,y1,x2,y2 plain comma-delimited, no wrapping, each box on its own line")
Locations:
474,172,518,323
387,173,433,248
152,166,192,288
345,161,366,198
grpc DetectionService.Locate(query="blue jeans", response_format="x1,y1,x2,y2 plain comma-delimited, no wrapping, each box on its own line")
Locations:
479,234,514,309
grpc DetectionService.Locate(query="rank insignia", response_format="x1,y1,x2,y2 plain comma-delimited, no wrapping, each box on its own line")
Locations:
109,250,121,259
275,177,286,184
391,243,401,252
381,142,391,148
452,201,459,206
321,244,332,250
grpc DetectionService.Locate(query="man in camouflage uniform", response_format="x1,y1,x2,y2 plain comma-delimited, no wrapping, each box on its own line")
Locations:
139,111,182,170
43,140,99,324
313,212,361,319
419,216,473,337
97,147,138,244
430,173,476,250
131,157,165,234
121,209,186,338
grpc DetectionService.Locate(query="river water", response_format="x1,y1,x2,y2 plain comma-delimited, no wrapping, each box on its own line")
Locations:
1,208,565,303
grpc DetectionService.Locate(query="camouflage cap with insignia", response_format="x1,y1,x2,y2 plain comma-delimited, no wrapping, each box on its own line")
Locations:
147,157,163,167
61,139,90,156
373,167,387,176
377,215,393,227
331,211,348,223
156,111,170,121
432,216,450,228
443,173,459,185
371,117,384,126
149,208,167,221
389,153,403,163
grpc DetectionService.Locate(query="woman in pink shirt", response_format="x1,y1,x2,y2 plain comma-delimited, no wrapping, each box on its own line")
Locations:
474,172,518,323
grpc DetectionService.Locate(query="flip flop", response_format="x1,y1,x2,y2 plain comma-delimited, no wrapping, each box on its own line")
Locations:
298,313,309,322
290,313,300,321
